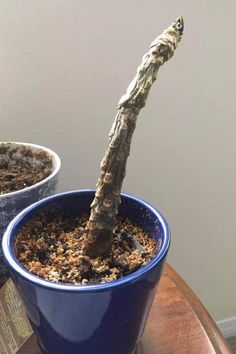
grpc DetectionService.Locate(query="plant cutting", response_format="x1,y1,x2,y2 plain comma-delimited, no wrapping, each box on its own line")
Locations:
3,17,184,354
0,142,61,285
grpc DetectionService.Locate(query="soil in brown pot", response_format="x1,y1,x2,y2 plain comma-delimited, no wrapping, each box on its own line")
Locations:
14,213,159,285
0,144,53,195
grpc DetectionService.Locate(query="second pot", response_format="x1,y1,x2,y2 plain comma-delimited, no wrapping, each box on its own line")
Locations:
0,142,61,284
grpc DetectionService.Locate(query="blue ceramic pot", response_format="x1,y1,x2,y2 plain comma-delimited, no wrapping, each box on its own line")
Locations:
2,190,170,354
0,142,61,285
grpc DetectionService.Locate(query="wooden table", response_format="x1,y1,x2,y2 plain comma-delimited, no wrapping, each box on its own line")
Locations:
18,264,232,354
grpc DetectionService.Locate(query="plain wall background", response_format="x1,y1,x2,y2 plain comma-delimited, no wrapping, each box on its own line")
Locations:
1,1,235,321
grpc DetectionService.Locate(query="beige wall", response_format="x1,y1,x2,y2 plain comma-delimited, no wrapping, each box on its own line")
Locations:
1,1,236,321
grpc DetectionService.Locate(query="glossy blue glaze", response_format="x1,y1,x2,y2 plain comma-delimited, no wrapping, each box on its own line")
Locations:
2,190,171,354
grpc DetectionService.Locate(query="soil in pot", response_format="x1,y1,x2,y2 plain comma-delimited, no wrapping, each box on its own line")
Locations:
14,213,159,285
0,144,53,195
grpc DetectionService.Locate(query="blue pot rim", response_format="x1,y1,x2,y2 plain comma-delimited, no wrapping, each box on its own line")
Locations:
2,189,171,293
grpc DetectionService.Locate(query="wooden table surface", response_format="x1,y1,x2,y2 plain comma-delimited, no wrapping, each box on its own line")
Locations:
18,264,232,354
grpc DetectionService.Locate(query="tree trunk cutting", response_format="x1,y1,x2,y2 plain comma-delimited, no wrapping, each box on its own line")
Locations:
84,17,184,257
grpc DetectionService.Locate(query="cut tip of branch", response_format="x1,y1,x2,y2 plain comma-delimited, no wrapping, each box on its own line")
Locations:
172,16,184,35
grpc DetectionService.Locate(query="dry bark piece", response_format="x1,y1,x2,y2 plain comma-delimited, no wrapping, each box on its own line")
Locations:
84,17,184,257
121,231,148,257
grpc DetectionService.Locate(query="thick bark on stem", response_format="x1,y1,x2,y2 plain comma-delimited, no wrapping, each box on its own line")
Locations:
84,17,184,257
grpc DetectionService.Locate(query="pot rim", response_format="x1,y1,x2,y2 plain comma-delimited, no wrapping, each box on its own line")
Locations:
2,189,171,293
0,141,61,198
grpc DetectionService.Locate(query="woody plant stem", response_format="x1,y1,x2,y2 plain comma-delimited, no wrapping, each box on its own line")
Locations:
84,17,184,257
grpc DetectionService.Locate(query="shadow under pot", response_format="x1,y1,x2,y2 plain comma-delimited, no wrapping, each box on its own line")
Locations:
0,142,61,285
2,190,170,354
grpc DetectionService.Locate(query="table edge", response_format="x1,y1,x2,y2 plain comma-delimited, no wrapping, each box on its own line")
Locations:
165,264,232,354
